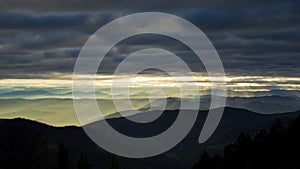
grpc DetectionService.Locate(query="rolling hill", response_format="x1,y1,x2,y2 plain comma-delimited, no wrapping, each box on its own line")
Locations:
0,107,299,169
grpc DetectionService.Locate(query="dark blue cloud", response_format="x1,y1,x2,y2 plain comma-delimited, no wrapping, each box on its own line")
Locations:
0,11,116,35
0,0,299,78
237,28,300,42
0,12,88,29
181,2,300,32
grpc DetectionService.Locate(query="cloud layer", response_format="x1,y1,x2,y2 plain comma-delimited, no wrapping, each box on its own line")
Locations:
0,0,299,78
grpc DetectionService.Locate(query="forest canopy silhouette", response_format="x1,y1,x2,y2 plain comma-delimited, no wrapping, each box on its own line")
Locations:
193,116,300,169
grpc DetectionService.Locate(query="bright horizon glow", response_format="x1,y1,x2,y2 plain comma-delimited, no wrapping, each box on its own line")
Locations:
0,73,299,98
0,73,300,126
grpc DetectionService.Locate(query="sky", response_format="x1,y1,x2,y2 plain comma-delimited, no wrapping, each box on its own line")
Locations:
0,0,299,78
0,0,299,126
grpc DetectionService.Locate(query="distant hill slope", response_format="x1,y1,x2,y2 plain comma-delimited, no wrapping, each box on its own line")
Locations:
0,107,299,169
1,96,300,126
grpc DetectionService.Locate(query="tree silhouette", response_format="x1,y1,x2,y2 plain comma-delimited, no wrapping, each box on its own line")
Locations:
192,151,221,169
76,153,90,169
109,155,121,169
193,116,300,169
0,125,47,169
54,142,69,169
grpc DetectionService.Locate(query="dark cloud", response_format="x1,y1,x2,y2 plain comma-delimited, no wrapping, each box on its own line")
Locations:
0,11,116,32
182,3,300,32
0,0,299,78
0,12,87,29
0,0,285,12
237,28,300,42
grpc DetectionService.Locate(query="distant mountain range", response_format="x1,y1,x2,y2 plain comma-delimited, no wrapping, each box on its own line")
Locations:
1,107,299,169
1,89,300,99
148,95,300,114
1,95,300,126
0,89,53,97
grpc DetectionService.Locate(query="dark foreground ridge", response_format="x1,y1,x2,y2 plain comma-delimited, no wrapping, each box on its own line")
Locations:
192,114,300,169
0,107,299,169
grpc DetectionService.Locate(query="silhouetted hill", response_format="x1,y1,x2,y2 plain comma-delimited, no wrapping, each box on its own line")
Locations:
0,107,300,169
192,114,300,169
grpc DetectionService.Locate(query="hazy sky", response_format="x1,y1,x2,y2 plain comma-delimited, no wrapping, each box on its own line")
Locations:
0,0,299,78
